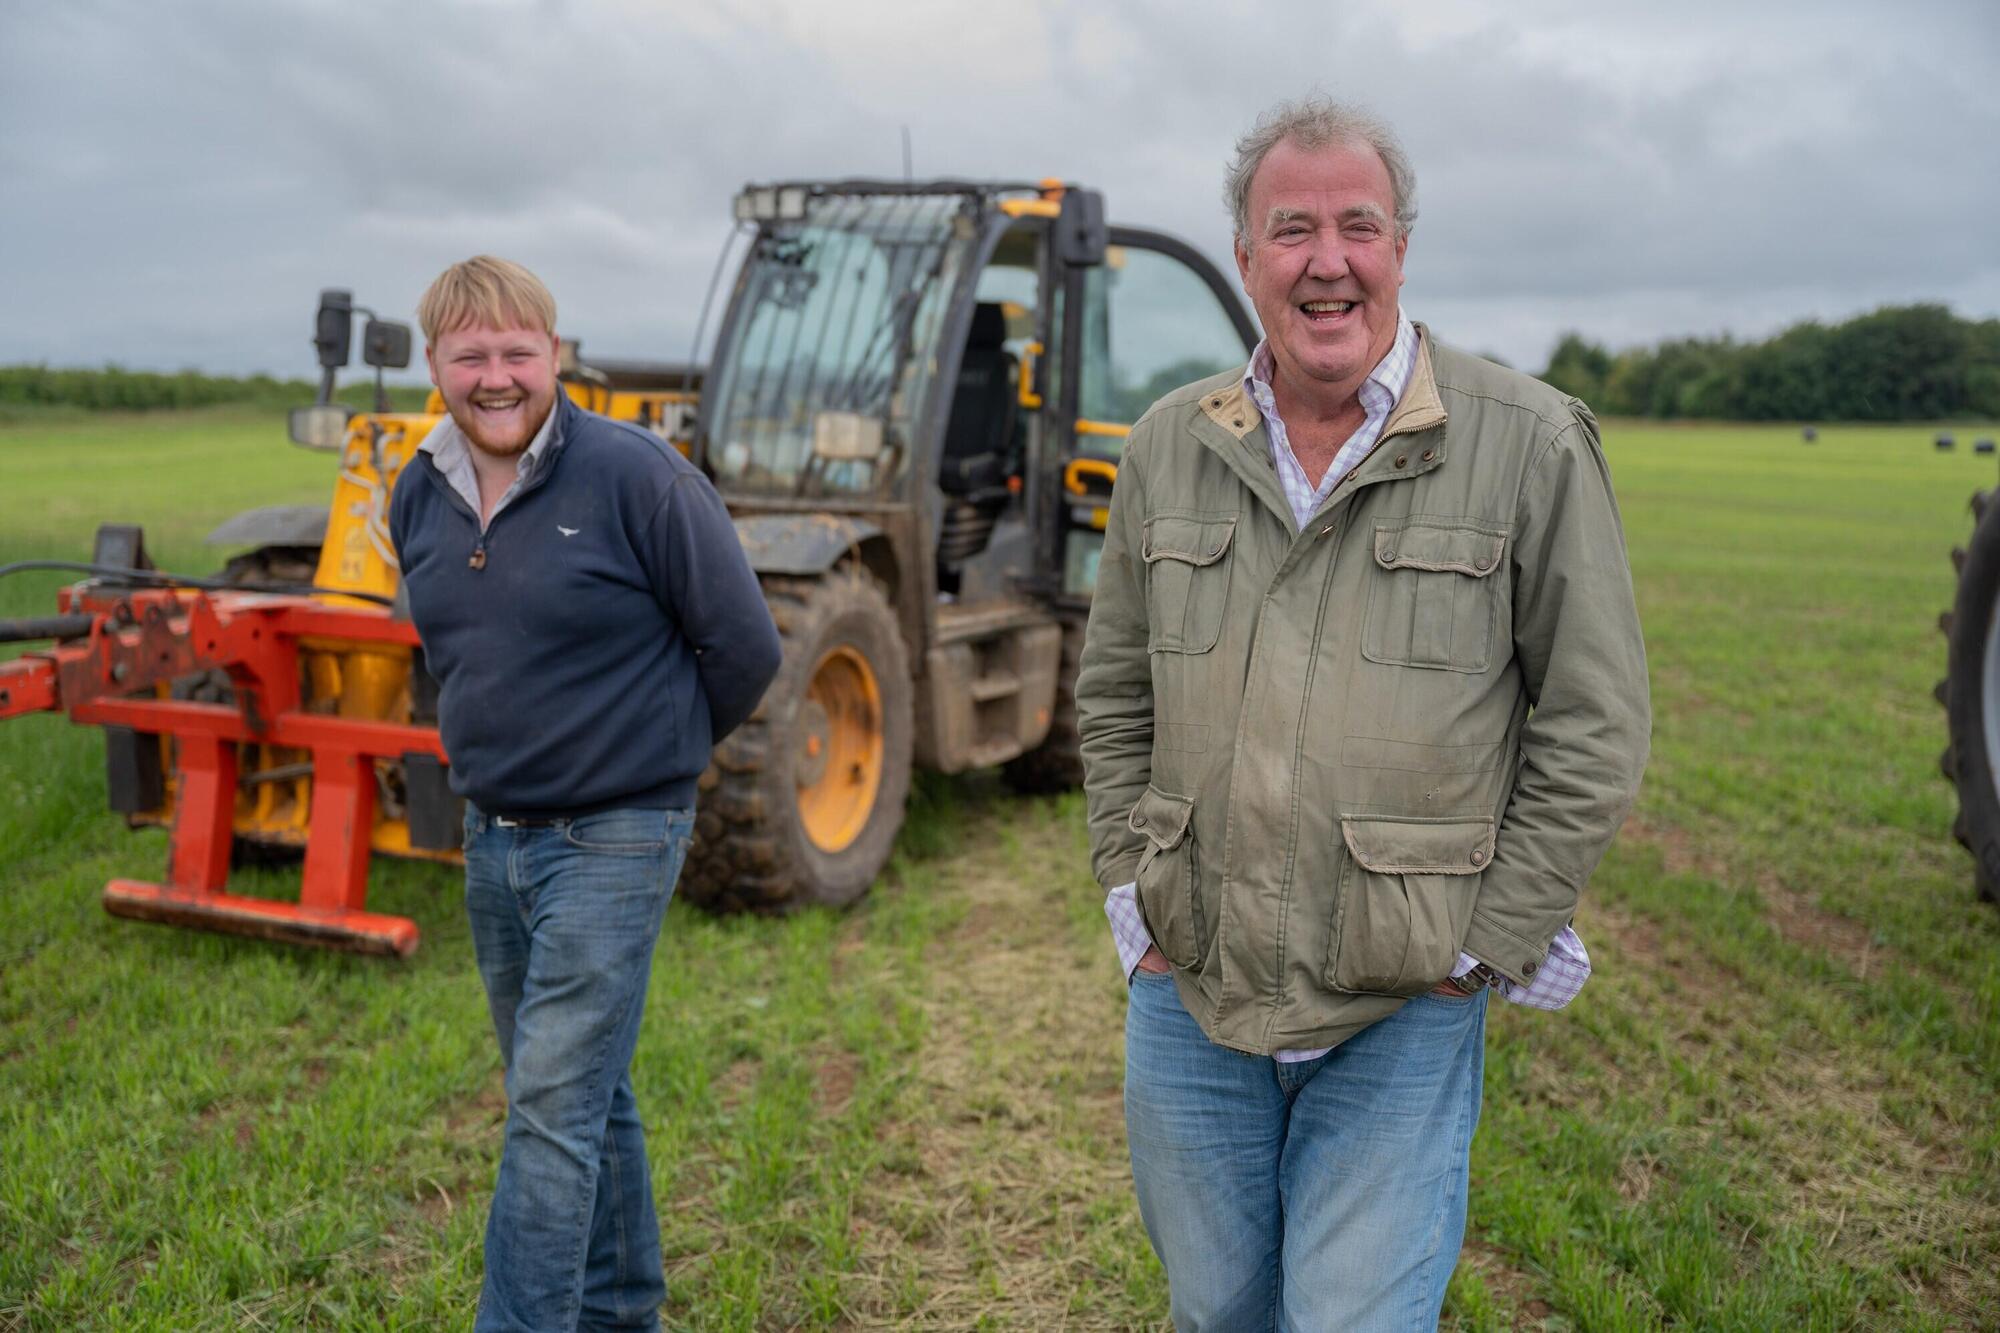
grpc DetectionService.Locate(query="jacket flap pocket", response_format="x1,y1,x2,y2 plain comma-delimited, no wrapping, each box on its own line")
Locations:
1144,515,1236,567
1373,522,1504,576
1129,785,1194,850
1341,814,1494,874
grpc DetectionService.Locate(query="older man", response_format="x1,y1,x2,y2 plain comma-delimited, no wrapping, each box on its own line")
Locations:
1077,100,1649,1329
389,255,781,1331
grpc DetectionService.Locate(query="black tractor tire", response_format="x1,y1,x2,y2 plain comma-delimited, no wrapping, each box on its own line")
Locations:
1940,487,2000,904
220,544,323,589
1000,611,1087,794
681,569,914,913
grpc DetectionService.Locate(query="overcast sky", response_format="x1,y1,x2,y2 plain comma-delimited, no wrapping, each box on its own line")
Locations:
4,0,1995,379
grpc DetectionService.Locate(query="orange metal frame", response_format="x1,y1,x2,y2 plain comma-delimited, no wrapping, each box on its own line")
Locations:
0,586,446,956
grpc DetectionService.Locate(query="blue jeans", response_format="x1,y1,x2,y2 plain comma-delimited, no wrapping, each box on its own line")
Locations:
1124,971,1487,1332
462,804,696,1333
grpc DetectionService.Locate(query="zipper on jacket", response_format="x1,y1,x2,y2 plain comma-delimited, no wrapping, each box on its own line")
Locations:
421,465,491,570
419,399,573,575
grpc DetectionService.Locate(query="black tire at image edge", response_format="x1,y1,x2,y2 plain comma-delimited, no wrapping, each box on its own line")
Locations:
1942,489,2000,904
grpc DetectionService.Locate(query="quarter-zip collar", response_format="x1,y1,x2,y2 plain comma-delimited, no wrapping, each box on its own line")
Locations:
417,392,568,531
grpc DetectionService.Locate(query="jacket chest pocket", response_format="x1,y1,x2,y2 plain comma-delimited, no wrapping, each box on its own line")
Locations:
1143,514,1236,654
1328,814,1491,996
1361,520,1505,673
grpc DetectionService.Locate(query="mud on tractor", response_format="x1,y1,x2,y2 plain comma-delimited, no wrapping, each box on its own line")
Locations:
0,178,1256,951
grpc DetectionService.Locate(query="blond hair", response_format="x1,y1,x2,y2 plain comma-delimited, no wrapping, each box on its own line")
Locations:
416,255,558,344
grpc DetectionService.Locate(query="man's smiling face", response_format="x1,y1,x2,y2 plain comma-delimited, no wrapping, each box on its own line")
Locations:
426,323,561,458
1234,136,1407,409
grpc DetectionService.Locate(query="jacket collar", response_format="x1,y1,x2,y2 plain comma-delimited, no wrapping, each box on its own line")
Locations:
1379,328,1445,439
1190,324,1449,529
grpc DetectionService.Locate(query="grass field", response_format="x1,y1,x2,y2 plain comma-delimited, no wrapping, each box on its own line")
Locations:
2,409,1998,1330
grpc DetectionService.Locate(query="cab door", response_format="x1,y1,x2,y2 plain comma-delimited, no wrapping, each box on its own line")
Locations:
1048,227,1258,601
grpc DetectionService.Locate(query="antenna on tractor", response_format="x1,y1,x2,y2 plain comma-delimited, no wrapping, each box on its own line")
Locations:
901,125,913,183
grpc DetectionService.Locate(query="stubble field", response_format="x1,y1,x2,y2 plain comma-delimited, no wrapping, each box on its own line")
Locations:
2,409,1997,1330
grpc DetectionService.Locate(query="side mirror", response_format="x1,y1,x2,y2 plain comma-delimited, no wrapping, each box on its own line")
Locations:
288,404,352,451
1055,189,1107,267
314,290,354,369
361,319,412,370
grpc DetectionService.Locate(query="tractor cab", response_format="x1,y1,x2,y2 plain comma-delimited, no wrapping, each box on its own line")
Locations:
702,179,1255,603
682,179,1256,910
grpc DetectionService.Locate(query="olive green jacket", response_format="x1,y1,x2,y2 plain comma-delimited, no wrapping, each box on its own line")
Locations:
1076,329,1649,1056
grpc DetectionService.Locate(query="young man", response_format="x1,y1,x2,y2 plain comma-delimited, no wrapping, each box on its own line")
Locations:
1077,101,1650,1329
389,255,782,1331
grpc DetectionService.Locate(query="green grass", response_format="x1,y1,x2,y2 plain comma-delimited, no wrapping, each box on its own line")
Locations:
2,410,1998,1328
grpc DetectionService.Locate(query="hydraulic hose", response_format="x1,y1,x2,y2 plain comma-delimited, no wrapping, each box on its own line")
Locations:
0,561,394,607
0,614,96,643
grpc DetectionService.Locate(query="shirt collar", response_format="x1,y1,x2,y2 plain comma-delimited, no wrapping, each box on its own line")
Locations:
418,396,561,476
1243,309,1419,416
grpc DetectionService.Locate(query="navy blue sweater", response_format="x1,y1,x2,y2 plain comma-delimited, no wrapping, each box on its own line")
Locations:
389,395,782,817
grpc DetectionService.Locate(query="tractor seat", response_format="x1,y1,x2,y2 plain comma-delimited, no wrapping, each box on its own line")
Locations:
937,303,1018,503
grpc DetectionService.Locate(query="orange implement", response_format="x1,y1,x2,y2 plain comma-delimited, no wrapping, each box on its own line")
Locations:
4,586,445,956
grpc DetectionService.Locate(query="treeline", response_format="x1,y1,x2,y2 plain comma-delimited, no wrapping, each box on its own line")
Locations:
0,365,430,413
1539,304,2000,421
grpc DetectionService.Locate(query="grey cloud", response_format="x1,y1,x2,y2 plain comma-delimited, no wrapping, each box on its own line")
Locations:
3,0,1995,377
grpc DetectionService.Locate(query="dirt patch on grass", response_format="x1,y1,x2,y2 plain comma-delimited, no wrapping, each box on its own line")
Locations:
1578,898,1720,999
814,1049,858,1116
193,1094,249,1147
841,800,1161,1329
828,925,868,983
1619,816,1726,882
1456,1239,1556,1330
715,1055,759,1110
445,1069,508,1137
1618,819,1902,985
414,1174,463,1228
1758,876,1883,976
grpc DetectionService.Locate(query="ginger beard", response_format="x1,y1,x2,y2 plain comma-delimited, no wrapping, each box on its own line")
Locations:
427,324,561,459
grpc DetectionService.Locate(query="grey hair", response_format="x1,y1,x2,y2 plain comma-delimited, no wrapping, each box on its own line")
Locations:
1224,97,1418,244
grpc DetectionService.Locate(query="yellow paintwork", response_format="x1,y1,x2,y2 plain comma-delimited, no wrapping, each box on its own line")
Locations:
1063,455,1120,532
998,198,1061,220
313,413,432,605
1018,342,1045,410
797,645,885,853
1063,455,1119,495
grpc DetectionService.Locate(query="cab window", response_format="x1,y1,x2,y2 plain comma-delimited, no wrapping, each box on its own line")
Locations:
1077,244,1249,450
